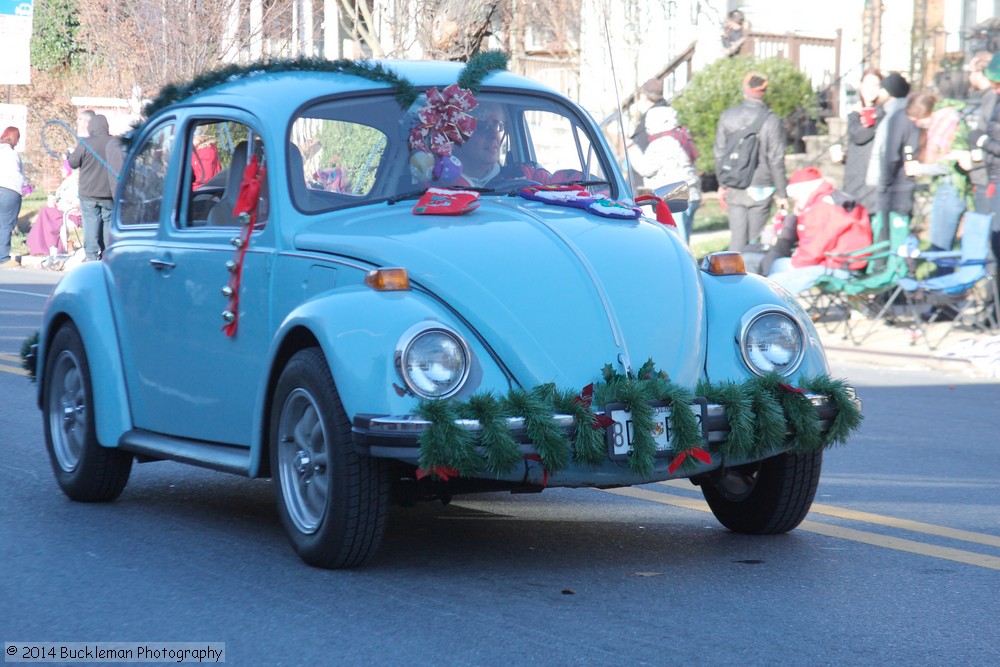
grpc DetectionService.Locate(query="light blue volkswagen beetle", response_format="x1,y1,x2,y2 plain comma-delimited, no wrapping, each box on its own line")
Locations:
33,55,861,568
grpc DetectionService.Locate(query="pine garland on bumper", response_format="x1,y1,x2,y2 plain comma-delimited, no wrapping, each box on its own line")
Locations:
414,362,861,481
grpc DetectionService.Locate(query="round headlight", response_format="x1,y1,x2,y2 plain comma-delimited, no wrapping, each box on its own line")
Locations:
740,309,804,376
396,325,470,399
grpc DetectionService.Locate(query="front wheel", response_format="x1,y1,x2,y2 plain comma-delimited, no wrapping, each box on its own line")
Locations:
270,348,389,568
701,451,822,534
43,323,132,501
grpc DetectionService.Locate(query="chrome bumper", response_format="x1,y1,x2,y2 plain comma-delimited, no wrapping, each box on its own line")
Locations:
352,389,861,465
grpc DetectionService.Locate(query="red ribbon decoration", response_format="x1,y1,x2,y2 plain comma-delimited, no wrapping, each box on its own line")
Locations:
523,453,549,487
667,447,712,474
635,194,676,227
571,383,615,430
222,155,266,337
778,383,806,394
415,466,461,482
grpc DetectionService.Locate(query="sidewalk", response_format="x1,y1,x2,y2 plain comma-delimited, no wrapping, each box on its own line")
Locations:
811,308,1000,380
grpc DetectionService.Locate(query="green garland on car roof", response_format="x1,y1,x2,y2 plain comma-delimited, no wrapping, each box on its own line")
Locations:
127,50,510,146
415,361,862,480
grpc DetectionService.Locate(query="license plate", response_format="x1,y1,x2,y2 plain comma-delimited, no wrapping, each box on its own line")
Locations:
605,400,706,461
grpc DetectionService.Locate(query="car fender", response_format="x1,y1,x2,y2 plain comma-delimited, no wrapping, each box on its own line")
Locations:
37,263,132,448
701,272,830,381
249,285,508,476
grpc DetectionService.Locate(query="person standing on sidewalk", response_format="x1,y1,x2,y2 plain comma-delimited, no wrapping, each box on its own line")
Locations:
714,71,789,251
1,126,28,268
967,52,1000,310
842,68,883,213
68,113,114,261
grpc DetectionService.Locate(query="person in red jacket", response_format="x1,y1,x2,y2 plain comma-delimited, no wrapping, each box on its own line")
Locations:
763,166,873,294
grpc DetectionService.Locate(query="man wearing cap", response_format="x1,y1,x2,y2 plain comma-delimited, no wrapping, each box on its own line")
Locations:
714,71,789,252
762,167,872,295
863,72,911,258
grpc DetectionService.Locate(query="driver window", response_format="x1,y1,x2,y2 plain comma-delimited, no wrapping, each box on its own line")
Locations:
119,123,175,227
184,121,268,228
524,110,608,190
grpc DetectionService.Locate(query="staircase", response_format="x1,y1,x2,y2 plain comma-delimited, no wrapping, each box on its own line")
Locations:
785,115,847,186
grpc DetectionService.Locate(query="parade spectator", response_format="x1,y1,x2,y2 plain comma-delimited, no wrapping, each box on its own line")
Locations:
966,52,1000,307
26,161,81,256
714,71,789,251
763,167,872,295
721,10,749,57
864,72,911,251
191,129,221,189
68,114,115,261
627,106,701,242
878,91,936,234
842,68,883,212
904,98,973,252
0,126,28,268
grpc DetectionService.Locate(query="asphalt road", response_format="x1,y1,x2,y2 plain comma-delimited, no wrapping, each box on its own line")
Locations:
1,269,998,666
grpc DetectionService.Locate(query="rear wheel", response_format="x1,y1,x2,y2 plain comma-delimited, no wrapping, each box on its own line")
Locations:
270,348,389,568
43,323,132,501
701,451,821,534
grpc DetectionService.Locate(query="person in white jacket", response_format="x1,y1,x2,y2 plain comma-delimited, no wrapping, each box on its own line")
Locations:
0,126,28,267
628,106,701,243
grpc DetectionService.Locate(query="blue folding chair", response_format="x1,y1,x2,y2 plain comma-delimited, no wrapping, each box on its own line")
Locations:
894,211,999,349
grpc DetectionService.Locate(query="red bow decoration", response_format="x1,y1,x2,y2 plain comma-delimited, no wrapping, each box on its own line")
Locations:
409,83,478,157
222,155,266,337
668,447,712,474
415,466,461,482
778,383,806,394
571,384,615,430
635,194,676,227
523,453,549,487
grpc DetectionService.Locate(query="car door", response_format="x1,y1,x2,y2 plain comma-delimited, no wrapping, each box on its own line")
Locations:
107,113,274,447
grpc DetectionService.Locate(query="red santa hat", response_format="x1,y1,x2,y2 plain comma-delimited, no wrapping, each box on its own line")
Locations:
788,167,823,185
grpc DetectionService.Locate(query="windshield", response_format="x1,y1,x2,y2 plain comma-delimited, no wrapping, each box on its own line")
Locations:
288,91,614,213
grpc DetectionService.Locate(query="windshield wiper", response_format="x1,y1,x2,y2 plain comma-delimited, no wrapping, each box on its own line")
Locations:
386,188,427,205
561,179,612,188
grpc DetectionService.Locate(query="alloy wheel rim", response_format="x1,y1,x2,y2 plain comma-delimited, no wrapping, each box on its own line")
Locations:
277,388,329,534
48,350,87,472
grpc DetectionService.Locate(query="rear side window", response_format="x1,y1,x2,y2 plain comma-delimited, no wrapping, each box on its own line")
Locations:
290,117,387,212
119,123,175,227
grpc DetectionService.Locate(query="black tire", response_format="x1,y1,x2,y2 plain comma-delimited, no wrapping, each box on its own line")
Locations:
42,323,132,502
270,347,389,568
701,451,822,534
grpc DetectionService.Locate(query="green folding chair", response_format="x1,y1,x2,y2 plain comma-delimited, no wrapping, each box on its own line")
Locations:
811,211,913,344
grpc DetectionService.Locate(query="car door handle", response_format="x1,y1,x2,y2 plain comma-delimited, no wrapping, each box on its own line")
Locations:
149,258,176,270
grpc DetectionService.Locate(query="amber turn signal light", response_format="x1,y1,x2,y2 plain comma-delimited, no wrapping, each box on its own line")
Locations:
701,251,746,276
365,267,411,291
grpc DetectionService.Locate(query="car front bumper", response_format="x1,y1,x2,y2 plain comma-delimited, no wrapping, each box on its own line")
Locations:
352,389,861,487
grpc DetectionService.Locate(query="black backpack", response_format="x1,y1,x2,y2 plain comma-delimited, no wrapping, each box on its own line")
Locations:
716,108,769,189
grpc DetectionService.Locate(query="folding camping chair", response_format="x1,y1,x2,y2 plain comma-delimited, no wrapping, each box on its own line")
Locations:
810,211,912,344
890,211,999,349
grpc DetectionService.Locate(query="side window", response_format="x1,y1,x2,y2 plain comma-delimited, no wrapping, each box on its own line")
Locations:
290,118,386,211
524,110,608,187
119,123,175,227
184,121,268,228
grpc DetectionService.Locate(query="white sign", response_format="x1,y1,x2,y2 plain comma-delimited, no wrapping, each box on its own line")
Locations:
0,1,33,85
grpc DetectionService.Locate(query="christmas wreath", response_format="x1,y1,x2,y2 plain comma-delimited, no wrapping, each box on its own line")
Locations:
415,361,861,481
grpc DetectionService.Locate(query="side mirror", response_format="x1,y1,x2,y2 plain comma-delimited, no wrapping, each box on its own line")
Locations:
652,181,690,213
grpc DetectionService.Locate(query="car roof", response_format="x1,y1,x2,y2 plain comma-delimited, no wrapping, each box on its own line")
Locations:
157,60,557,118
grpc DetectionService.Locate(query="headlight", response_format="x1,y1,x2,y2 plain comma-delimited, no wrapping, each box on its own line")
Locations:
395,324,470,399
739,307,805,376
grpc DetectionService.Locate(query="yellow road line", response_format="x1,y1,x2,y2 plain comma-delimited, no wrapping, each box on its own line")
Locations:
657,479,1000,549
604,486,1000,572
0,361,28,377
0,352,22,362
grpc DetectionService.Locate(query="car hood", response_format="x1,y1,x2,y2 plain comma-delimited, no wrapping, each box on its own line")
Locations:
294,197,706,389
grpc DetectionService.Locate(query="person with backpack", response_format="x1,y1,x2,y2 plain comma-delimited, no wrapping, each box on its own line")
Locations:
714,71,789,251
627,105,701,243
